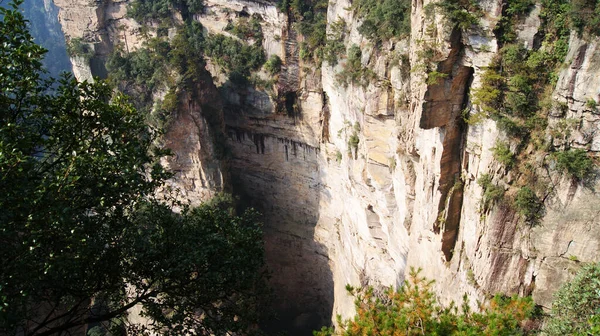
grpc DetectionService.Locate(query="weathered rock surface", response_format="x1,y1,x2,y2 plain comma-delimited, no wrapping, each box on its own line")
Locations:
54,0,600,332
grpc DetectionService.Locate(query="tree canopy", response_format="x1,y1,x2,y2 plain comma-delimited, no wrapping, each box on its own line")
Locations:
0,1,266,335
316,268,538,336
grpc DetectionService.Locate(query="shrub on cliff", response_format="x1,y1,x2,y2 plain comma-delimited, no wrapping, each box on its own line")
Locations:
477,173,505,212
315,268,537,335
0,2,267,334
65,37,94,60
336,45,376,87
492,141,515,168
552,148,594,180
264,55,283,76
514,187,542,222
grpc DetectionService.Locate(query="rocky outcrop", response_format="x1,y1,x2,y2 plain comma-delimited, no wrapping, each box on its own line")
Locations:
54,0,146,80
54,0,600,332
161,70,228,205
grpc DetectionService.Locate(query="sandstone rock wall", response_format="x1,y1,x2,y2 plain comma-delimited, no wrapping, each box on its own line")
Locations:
54,0,600,332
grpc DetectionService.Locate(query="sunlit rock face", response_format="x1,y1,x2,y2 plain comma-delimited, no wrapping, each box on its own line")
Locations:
55,0,600,332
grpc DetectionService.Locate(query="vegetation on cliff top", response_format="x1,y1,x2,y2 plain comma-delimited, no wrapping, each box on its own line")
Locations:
0,3,267,334
350,0,410,43
128,0,204,22
429,0,482,32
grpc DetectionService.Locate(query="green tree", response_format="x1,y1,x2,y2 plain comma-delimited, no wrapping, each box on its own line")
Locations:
0,2,265,335
514,186,542,222
351,0,411,42
553,148,594,180
264,55,282,76
544,263,600,335
316,268,537,335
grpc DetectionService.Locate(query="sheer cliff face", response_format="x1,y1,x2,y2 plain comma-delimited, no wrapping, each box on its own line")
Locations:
54,0,226,205
55,0,600,330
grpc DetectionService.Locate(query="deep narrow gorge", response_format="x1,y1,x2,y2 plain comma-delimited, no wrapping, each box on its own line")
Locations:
52,0,600,333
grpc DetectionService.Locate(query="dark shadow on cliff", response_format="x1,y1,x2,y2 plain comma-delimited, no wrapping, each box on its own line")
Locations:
226,129,333,335
220,73,333,334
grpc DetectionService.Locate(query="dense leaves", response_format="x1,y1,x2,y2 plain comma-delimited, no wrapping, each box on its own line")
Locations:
544,263,600,335
0,2,266,335
203,34,266,77
106,20,205,117
553,148,595,180
316,268,536,336
128,0,204,22
335,44,376,87
350,0,410,43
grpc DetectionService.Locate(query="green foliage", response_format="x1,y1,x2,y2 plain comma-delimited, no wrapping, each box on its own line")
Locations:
281,0,328,64
426,70,448,85
467,268,477,286
348,134,359,155
464,110,487,125
66,37,94,60
494,0,535,44
514,187,542,221
335,150,342,163
336,44,376,87
264,54,282,76
323,18,346,66
106,20,205,112
225,15,264,42
0,4,266,334
544,263,600,335
351,0,410,43
433,0,482,31
492,141,515,168
323,38,346,66
316,268,537,335
506,0,536,15
475,0,575,140
168,20,206,80
203,33,266,77
476,0,600,228
477,173,505,212
553,149,594,180
342,121,361,159
128,0,204,22
472,68,503,115
107,44,169,94
569,0,600,36
587,98,598,109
